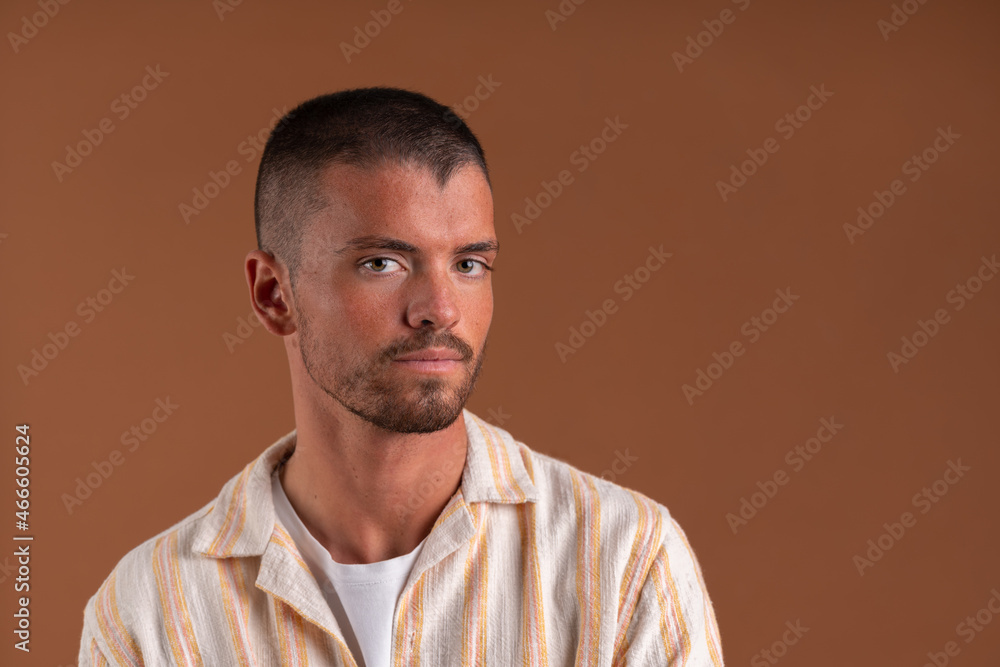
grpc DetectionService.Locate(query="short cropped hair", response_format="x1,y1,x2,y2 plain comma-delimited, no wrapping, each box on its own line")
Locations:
253,86,491,287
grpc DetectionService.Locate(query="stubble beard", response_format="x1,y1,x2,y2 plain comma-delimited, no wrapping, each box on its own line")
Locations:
297,307,487,434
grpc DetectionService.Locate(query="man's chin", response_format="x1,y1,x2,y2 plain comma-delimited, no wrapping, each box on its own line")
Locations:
365,404,465,434
343,384,467,434
335,359,480,433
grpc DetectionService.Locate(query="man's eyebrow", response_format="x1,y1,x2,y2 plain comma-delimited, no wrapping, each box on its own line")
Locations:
456,240,500,255
334,235,500,256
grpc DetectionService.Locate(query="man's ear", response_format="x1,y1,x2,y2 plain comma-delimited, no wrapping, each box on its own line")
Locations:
245,249,297,336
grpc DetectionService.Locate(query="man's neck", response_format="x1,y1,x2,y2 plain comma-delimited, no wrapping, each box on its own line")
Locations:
279,406,468,565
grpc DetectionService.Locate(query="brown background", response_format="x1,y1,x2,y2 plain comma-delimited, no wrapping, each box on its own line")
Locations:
2,0,999,664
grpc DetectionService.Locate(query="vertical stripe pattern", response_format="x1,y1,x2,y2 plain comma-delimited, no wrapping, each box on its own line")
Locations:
650,546,691,663
612,492,663,663
570,468,603,664
94,573,143,667
207,466,252,556
153,532,204,666
78,411,722,666
274,598,310,666
393,576,427,666
270,525,311,573
461,503,490,664
217,558,257,667
475,418,527,502
518,448,550,667
672,518,724,666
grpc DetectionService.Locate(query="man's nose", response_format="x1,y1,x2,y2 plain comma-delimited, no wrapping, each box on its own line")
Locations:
405,268,460,330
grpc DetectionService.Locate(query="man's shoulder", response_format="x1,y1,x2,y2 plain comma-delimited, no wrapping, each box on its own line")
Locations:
108,497,216,574
469,412,667,521
81,431,293,622
93,428,294,578
84,497,216,609
78,497,215,658
502,435,705,604
513,437,676,543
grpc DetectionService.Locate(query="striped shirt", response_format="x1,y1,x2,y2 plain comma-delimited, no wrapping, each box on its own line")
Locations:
78,409,725,665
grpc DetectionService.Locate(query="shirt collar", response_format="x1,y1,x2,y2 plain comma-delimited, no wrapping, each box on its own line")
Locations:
460,409,538,505
193,408,538,559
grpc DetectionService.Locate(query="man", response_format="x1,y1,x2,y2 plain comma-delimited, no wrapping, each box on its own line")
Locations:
79,87,724,666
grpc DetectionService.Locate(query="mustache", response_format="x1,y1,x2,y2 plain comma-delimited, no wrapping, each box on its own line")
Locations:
381,331,475,362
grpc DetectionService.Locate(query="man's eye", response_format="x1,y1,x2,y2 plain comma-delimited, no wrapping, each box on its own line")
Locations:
456,259,490,276
362,258,402,273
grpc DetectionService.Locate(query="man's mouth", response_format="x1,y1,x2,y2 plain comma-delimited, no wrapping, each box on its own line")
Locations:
392,347,464,373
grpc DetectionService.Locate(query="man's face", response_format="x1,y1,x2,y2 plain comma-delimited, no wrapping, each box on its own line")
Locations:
290,160,496,434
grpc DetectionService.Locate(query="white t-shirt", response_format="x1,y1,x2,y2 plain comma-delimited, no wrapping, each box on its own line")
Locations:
271,473,424,667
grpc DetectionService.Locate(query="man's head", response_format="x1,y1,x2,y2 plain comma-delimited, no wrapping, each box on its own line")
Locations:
246,87,497,434
254,87,491,287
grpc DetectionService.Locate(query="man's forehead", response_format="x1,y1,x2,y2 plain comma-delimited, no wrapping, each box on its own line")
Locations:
317,159,489,200
307,160,495,249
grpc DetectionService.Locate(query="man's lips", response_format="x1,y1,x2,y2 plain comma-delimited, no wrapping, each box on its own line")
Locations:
392,347,465,373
